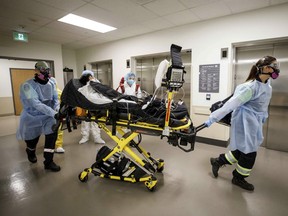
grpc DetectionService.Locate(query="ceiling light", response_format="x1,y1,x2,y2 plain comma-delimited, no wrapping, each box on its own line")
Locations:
58,13,116,33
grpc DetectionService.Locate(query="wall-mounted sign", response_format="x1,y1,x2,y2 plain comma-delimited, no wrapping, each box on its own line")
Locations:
13,31,28,42
199,64,220,93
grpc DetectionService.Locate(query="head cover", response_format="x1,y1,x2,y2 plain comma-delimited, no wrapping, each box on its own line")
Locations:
82,70,94,77
35,61,50,73
124,72,136,81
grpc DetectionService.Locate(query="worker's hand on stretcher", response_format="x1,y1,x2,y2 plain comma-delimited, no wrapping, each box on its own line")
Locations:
54,112,65,120
204,119,212,127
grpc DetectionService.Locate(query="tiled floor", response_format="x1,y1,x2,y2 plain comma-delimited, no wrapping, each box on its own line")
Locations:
0,116,287,216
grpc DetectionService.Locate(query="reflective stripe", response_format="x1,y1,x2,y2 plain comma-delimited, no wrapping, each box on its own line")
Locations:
27,147,36,151
44,148,54,153
236,164,252,176
225,151,238,164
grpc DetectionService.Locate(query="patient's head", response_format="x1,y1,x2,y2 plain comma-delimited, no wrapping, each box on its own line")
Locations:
125,72,136,86
79,70,94,85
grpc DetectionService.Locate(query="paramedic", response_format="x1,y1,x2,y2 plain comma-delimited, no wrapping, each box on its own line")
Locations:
16,61,61,172
205,56,279,191
78,70,105,145
117,72,142,98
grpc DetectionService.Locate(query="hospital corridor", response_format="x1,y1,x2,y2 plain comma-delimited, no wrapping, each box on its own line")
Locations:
1,0,288,216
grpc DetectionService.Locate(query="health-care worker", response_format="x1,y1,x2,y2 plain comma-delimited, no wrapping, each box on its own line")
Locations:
117,72,142,99
78,70,105,145
205,56,280,191
16,61,61,172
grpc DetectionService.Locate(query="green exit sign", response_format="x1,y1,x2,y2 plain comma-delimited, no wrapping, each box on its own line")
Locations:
13,32,28,42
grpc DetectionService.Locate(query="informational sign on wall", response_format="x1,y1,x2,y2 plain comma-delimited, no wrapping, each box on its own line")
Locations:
199,64,220,93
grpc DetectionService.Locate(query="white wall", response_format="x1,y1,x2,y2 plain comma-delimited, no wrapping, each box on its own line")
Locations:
0,40,64,88
75,3,288,141
0,40,64,115
62,47,77,79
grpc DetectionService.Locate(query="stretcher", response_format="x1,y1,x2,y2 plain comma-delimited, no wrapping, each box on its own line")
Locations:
54,44,205,191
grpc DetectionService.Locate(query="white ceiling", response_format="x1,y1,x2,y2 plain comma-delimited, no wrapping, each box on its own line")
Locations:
1,0,288,50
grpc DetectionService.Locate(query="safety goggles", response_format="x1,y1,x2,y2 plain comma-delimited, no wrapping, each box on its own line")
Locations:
267,62,280,74
37,67,50,74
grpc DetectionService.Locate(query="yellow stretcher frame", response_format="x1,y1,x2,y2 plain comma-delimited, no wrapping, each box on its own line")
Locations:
73,91,197,191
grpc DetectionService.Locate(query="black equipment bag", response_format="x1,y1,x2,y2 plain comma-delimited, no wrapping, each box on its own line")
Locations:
209,94,233,126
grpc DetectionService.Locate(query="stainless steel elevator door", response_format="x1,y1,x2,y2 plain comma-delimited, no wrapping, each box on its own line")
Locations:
136,52,191,112
235,42,288,152
91,61,113,87
266,43,288,152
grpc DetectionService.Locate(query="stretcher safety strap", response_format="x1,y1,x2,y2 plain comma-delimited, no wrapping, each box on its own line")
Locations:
44,148,55,153
236,163,252,176
225,151,238,164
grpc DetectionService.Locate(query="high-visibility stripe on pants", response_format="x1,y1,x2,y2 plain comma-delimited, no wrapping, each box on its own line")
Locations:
225,151,238,164
236,163,252,176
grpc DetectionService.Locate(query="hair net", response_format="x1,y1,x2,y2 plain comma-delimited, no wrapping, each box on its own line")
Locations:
124,72,136,81
82,70,94,77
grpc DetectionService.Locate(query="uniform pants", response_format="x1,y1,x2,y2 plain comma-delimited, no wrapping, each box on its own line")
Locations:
218,149,257,179
25,132,57,165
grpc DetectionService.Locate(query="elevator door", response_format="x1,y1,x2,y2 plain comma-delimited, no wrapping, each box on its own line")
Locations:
136,52,191,112
91,61,113,87
235,42,288,152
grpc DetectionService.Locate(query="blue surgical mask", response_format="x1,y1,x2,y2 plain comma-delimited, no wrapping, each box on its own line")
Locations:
127,79,134,86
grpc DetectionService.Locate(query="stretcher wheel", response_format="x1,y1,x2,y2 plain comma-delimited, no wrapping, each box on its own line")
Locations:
144,177,157,192
78,171,89,183
156,159,164,173
157,165,164,173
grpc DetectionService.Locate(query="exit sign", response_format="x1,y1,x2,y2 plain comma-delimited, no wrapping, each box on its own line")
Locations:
13,32,28,42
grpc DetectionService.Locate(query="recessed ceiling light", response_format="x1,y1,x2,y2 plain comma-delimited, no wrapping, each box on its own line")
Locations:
58,13,116,33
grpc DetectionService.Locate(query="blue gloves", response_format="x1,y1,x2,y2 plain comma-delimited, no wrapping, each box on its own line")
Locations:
204,119,213,128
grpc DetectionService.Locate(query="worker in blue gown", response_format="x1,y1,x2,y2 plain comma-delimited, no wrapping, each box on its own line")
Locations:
16,61,61,172
205,56,280,191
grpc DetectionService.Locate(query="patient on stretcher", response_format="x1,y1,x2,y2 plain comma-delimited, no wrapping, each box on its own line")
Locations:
73,77,190,127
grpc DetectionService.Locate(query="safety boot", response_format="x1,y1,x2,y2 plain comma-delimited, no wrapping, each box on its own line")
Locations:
44,161,61,172
26,148,37,163
232,177,254,191
210,157,222,178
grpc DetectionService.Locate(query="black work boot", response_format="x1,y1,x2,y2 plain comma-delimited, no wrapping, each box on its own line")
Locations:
232,177,254,191
26,148,37,163
210,157,221,178
44,161,61,172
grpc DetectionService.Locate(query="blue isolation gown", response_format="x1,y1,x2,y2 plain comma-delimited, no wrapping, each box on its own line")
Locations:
16,79,59,140
206,79,272,153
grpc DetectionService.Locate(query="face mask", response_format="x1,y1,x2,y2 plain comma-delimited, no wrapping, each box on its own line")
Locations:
127,79,134,86
37,67,51,80
261,63,280,79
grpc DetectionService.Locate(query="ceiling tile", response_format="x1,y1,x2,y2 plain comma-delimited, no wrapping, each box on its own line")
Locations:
190,1,231,20
223,0,269,13
34,0,86,11
179,0,219,8
143,0,186,16
141,17,174,31
163,9,200,25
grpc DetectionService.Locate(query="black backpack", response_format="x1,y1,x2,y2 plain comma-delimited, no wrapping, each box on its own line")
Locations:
209,94,233,126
